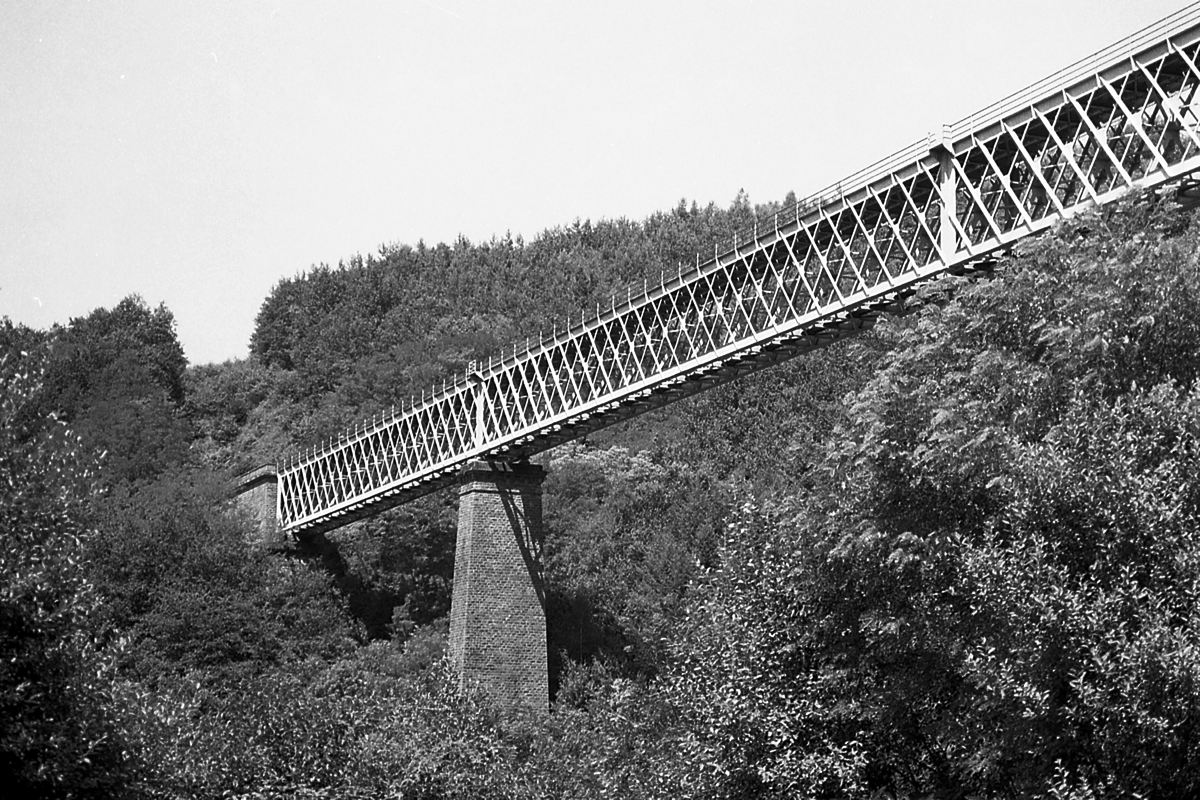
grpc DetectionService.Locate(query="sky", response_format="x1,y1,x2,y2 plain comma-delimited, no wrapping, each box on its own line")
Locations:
0,0,1191,366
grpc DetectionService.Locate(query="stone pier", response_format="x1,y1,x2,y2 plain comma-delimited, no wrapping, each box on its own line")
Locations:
449,459,548,712
232,465,284,549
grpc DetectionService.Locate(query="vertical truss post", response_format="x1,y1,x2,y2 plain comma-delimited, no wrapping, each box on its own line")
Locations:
930,124,959,264
274,461,284,535
469,361,486,450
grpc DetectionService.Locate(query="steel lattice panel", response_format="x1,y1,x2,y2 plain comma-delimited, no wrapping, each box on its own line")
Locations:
278,6,1200,535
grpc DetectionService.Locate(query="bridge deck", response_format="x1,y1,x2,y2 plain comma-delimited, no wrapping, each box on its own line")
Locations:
278,4,1200,536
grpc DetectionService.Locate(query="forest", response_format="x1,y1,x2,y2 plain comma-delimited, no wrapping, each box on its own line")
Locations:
5,190,1200,798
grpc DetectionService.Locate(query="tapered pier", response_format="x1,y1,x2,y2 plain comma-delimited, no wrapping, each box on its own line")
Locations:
448,460,548,711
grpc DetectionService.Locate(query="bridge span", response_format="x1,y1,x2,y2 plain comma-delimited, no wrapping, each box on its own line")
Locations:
229,6,1200,710
273,5,1200,539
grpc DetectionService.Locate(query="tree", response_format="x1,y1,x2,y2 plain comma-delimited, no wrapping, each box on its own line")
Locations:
47,295,187,412
542,444,732,685
0,347,129,797
667,196,1200,797
88,467,362,680
34,296,193,485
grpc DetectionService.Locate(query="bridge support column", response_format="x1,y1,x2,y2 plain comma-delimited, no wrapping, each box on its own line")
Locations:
233,465,284,549
450,459,548,712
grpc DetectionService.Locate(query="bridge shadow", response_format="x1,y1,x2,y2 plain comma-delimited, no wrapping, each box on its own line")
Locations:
544,587,636,700
494,466,641,698
289,531,399,639
287,502,456,642
497,480,546,611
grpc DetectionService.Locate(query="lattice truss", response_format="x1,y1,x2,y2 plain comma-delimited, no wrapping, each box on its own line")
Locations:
278,9,1200,534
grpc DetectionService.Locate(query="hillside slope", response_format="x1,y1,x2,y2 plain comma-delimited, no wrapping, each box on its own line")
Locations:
4,192,1200,797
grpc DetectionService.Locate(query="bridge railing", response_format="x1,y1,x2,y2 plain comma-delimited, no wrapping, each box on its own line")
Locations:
277,4,1200,534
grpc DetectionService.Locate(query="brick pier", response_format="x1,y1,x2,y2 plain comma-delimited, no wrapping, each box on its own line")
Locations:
449,459,548,712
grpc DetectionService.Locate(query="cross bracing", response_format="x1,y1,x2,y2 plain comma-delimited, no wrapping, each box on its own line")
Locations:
277,5,1200,536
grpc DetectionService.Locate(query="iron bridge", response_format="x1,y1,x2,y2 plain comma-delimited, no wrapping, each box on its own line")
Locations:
277,5,1200,536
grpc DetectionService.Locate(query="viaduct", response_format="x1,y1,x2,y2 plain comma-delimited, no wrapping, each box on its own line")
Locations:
237,5,1200,711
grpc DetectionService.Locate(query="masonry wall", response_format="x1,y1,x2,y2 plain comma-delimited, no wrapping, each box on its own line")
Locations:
449,460,548,712
232,464,283,549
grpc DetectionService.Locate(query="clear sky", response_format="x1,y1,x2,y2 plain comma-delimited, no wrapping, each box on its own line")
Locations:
1,0,1189,365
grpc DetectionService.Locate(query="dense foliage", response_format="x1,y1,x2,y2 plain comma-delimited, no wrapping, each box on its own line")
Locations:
4,192,1200,797
0,347,129,797
666,198,1200,797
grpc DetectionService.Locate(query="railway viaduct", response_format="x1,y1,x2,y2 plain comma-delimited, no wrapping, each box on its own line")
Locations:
237,5,1200,711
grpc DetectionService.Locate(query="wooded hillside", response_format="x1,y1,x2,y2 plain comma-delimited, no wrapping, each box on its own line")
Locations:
4,192,1200,798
